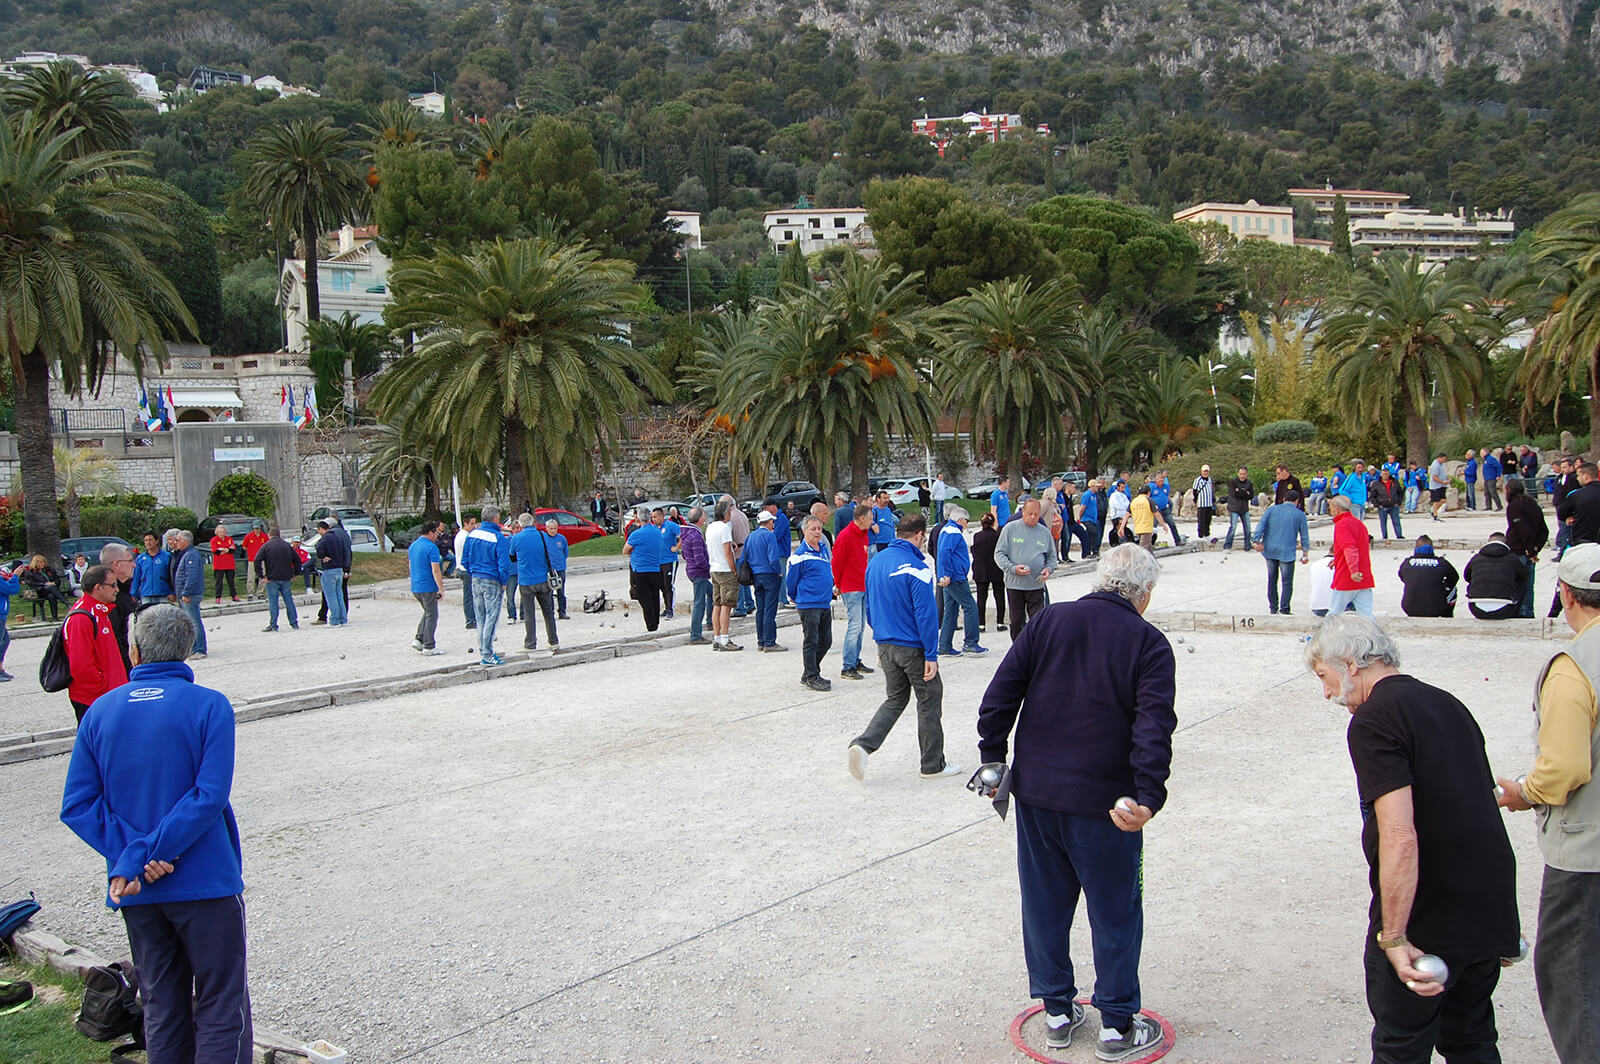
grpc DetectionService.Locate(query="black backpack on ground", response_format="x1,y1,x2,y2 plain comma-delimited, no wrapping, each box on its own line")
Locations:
75,961,142,1043
39,607,94,693
582,589,608,613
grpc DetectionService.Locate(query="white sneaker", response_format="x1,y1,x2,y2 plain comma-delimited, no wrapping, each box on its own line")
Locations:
412,639,424,652
847,743,868,781
422,648,445,656
920,763,963,779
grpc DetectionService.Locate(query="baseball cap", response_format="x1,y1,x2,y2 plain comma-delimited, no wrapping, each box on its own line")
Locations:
1559,543,1600,590
756,510,775,523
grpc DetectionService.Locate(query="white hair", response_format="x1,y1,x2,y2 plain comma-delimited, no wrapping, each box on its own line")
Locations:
1092,544,1161,606
1303,614,1401,673
945,503,969,522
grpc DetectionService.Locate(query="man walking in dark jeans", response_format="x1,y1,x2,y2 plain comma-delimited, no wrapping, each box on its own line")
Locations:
313,518,352,626
974,545,1174,1060
61,605,253,1064
786,515,834,690
847,515,962,782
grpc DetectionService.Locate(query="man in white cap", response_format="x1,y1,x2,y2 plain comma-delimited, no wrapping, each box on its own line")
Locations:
1498,540,1600,1062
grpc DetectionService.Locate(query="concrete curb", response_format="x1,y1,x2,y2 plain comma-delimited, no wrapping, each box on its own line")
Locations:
9,923,307,1063
1150,609,1564,639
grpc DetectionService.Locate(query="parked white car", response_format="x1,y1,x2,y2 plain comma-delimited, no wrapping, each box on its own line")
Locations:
877,477,927,506
964,475,1033,499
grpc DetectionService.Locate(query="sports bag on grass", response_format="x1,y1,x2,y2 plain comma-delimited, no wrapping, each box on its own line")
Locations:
76,961,142,1042
39,608,94,693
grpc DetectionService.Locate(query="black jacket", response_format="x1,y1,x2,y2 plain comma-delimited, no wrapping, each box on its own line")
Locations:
1397,554,1459,617
1568,481,1600,545
1274,475,1305,509
1554,473,1581,521
1226,477,1255,514
971,525,1002,583
1505,494,1549,557
256,537,302,582
316,527,353,570
1370,477,1403,509
1464,541,1529,604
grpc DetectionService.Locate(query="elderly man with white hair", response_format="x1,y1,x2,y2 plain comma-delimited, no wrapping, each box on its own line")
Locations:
1305,614,1520,1064
973,544,1175,1060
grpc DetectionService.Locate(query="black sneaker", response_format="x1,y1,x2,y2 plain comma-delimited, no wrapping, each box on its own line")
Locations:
1097,1015,1164,1062
1045,1002,1087,1050
856,663,875,674
802,676,832,691
840,667,863,680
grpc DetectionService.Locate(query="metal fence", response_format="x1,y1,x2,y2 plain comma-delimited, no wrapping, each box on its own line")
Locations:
54,408,126,433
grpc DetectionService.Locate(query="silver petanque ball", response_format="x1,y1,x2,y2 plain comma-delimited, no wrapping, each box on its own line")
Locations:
1115,796,1135,813
1186,645,1196,654
1415,954,1448,983
979,765,1003,788
1175,636,1185,644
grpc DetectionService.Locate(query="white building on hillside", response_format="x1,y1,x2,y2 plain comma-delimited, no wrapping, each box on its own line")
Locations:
1287,184,1411,222
1350,208,1516,262
1173,199,1295,246
666,211,703,249
277,224,393,352
407,91,446,115
763,206,872,254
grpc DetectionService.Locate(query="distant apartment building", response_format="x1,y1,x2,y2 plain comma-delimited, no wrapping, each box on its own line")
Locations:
763,207,872,254
1,51,166,110
277,224,393,353
250,74,319,99
1350,208,1515,262
665,211,703,250
188,66,248,92
1173,199,1296,246
1287,184,1411,223
912,109,1047,156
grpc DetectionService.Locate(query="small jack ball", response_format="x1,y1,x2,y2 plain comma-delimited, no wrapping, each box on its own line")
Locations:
1186,645,1196,654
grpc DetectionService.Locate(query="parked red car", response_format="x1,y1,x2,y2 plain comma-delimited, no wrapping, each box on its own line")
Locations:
533,508,607,545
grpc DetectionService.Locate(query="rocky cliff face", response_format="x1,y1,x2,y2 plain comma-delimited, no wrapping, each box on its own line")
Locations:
713,0,1586,80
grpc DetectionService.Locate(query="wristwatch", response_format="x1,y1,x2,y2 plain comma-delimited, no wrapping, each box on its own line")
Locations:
1377,930,1409,950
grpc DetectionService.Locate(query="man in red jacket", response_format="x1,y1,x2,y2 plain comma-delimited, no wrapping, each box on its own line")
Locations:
209,527,240,604
241,521,269,598
65,565,129,723
831,506,875,680
1328,495,1375,617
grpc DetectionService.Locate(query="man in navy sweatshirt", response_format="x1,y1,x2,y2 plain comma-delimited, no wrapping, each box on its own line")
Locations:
61,604,251,1064
974,544,1176,1061
847,514,962,781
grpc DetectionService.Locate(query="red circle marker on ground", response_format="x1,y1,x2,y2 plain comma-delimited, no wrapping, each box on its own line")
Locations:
1009,1002,1176,1064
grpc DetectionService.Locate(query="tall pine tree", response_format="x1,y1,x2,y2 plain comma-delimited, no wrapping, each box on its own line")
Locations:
1331,193,1353,262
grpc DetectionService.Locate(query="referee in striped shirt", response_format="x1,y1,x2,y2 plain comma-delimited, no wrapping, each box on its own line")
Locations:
1192,465,1216,538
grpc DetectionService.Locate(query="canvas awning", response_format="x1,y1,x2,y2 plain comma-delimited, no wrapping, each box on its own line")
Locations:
168,388,244,407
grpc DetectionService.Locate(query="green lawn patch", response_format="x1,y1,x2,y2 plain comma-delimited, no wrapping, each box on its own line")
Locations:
349,552,411,586
0,960,108,1064
569,534,625,558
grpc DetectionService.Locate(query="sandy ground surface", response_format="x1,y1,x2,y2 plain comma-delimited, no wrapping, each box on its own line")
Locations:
0,506,1562,1062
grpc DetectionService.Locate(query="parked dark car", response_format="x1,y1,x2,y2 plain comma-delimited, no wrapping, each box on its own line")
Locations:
741,480,825,519
4,536,133,573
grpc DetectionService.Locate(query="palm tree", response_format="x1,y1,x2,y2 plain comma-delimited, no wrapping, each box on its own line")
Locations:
936,277,1085,494
1061,308,1160,475
1513,194,1600,445
373,237,668,506
242,118,363,332
0,120,193,561
713,256,938,494
1113,356,1235,465
360,424,444,520
52,445,120,537
306,312,396,420
1,61,135,156
460,114,520,180
1321,255,1497,465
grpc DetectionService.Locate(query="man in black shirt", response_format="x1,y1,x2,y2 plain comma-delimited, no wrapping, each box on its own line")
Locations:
1566,461,1600,546
1396,537,1458,618
1305,615,1520,1064
1463,533,1530,620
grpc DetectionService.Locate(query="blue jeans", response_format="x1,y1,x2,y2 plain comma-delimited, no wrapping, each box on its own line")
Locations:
266,580,298,629
841,590,865,669
689,577,712,640
0,620,10,669
736,580,754,614
1378,506,1403,540
1266,557,1296,613
181,597,206,653
1016,801,1144,1029
1157,505,1181,544
939,579,980,652
1327,587,1374,617
472,579,504,659
1224,510,1251,549
1465,481,1477,509
321,567,347,625
753,572,781,647
1404,486,1420,512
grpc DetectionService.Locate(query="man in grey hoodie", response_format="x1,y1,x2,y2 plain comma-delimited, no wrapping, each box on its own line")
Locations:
993,497,1055,640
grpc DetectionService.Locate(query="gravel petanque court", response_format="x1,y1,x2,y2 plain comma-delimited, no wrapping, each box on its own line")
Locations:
0,510,1562,1061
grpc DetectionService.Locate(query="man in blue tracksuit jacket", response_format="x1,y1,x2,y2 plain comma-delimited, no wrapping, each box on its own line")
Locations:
745,512,786,649
785,515,834,688
132,532,174,603
847,514,960,781
509,515,562,652
171,531,208,655
0,563,19,681
936,505,987,657
974,544,1176,1059
462,505,512,664
61,603,252,1064
1336,459,1370,520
